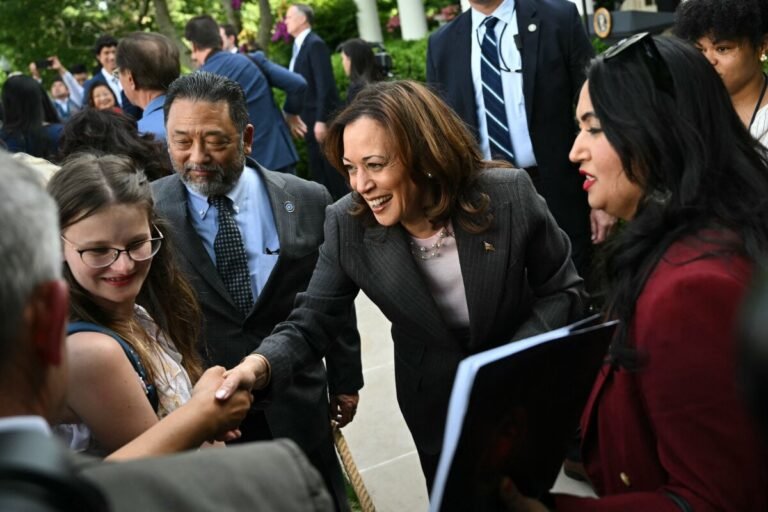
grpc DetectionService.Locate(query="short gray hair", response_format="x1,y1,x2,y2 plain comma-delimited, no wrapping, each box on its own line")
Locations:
0,150,61,354
293,3,315,25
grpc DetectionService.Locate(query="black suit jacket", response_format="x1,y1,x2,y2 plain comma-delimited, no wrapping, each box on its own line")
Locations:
151,162,362,452
256,169,586,455
292,31,340,126
426,0,593,267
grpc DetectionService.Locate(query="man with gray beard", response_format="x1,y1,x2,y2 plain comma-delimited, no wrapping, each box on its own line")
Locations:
151,72,360,512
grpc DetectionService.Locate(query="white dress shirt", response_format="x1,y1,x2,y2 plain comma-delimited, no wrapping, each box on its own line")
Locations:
289,28,311,71
471,0,536,167
100,67,124,107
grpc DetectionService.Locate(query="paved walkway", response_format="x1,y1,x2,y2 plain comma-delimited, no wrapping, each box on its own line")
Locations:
340,293,430,511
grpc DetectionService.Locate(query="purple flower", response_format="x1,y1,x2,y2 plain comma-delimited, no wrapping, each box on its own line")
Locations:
271,20,292,43
231,0,242,9
386,15,400,33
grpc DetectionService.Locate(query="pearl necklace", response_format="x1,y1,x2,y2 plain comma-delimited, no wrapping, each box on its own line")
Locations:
409,227,454,260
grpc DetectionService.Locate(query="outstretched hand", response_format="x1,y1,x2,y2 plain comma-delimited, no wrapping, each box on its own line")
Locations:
190,366,252,441
215,355,271,401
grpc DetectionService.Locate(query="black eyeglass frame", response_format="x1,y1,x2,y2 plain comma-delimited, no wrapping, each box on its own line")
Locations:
602,32,675,98
61,224,164,269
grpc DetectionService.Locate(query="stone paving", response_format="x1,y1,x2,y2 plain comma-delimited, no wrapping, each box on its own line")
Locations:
340,293,430,511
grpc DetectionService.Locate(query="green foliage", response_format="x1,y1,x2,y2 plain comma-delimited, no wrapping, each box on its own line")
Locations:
308,0,359,50
592,37,610,54
386,37,428,82
0,0,141,77
0,0,225,84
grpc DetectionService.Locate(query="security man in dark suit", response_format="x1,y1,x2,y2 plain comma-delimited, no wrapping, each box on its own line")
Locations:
427,0,616,276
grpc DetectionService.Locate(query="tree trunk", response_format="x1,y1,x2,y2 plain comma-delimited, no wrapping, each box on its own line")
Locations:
220,0,239,31
258,0,273,52
152,0,192,70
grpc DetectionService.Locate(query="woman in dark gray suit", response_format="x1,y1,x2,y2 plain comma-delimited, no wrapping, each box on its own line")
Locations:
220,80,586,488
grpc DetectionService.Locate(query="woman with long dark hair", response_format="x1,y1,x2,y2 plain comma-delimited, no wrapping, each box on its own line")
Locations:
501,35,768,512
0,75,62,159
338,38,384,104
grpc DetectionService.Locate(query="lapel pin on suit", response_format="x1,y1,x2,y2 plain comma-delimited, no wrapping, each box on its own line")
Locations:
284,201,295,213
483,241,495,252
528,23,538,32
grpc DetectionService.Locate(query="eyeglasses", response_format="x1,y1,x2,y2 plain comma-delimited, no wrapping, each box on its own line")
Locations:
61,225,164,269
602,32,675,97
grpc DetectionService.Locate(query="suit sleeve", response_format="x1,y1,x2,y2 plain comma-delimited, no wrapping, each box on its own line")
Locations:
557,266,767,512
510,171,586,341
255,204,360,394
62,71,84,108
426,33,438,86
308,40,339,122
249,51,308,115
313,189,363,395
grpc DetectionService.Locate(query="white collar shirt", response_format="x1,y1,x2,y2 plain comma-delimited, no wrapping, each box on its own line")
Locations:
99,67,124,107
289,28,312,71
471,0,536,167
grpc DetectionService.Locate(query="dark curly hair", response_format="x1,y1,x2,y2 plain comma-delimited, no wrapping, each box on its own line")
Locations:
675,0,767,49
58,109,171,181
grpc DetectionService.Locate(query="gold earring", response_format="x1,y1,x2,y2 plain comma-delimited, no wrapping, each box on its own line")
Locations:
761,53,767,63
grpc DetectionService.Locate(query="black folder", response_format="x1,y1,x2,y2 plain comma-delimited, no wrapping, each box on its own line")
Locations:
430,316,617,511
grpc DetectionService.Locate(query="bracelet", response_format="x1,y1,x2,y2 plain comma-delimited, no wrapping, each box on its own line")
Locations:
244,354,271,388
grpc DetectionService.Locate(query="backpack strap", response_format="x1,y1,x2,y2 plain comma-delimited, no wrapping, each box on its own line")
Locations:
67,321,159,412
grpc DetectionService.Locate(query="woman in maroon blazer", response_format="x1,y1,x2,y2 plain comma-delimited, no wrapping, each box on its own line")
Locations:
505,35,768,512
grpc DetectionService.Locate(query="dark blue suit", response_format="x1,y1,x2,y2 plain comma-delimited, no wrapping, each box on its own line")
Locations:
83,71,142,120
427,0,593,273
292,31,348,199
202,51,299,173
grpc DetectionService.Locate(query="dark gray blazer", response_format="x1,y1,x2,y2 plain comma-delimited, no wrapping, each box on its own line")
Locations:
151,164,362,452
257,168,586,454
77,439,333,511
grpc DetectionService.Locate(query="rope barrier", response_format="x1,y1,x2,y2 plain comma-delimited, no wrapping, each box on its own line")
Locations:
333,423,376,512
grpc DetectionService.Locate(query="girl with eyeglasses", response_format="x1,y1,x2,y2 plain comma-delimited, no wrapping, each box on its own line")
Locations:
501,35,768,512
47,153,252,458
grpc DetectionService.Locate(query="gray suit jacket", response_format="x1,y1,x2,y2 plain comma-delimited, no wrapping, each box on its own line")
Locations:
78,439,333,511
151,164,362,452
256,168,586,454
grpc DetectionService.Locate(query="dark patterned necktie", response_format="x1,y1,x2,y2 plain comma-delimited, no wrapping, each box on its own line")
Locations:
481,16,516,164
210,196,253,315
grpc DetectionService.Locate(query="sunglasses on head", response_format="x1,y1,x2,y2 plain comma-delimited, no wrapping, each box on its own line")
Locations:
602,32,675,97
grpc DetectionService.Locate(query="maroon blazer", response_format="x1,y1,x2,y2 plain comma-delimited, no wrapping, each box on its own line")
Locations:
557,236,768,511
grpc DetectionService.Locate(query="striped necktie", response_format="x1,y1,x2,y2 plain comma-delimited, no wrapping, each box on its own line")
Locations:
481,16,516,164
210,195,254,315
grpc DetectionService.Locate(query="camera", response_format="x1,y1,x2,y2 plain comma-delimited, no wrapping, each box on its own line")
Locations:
34,58,53,70
370,43,393,78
